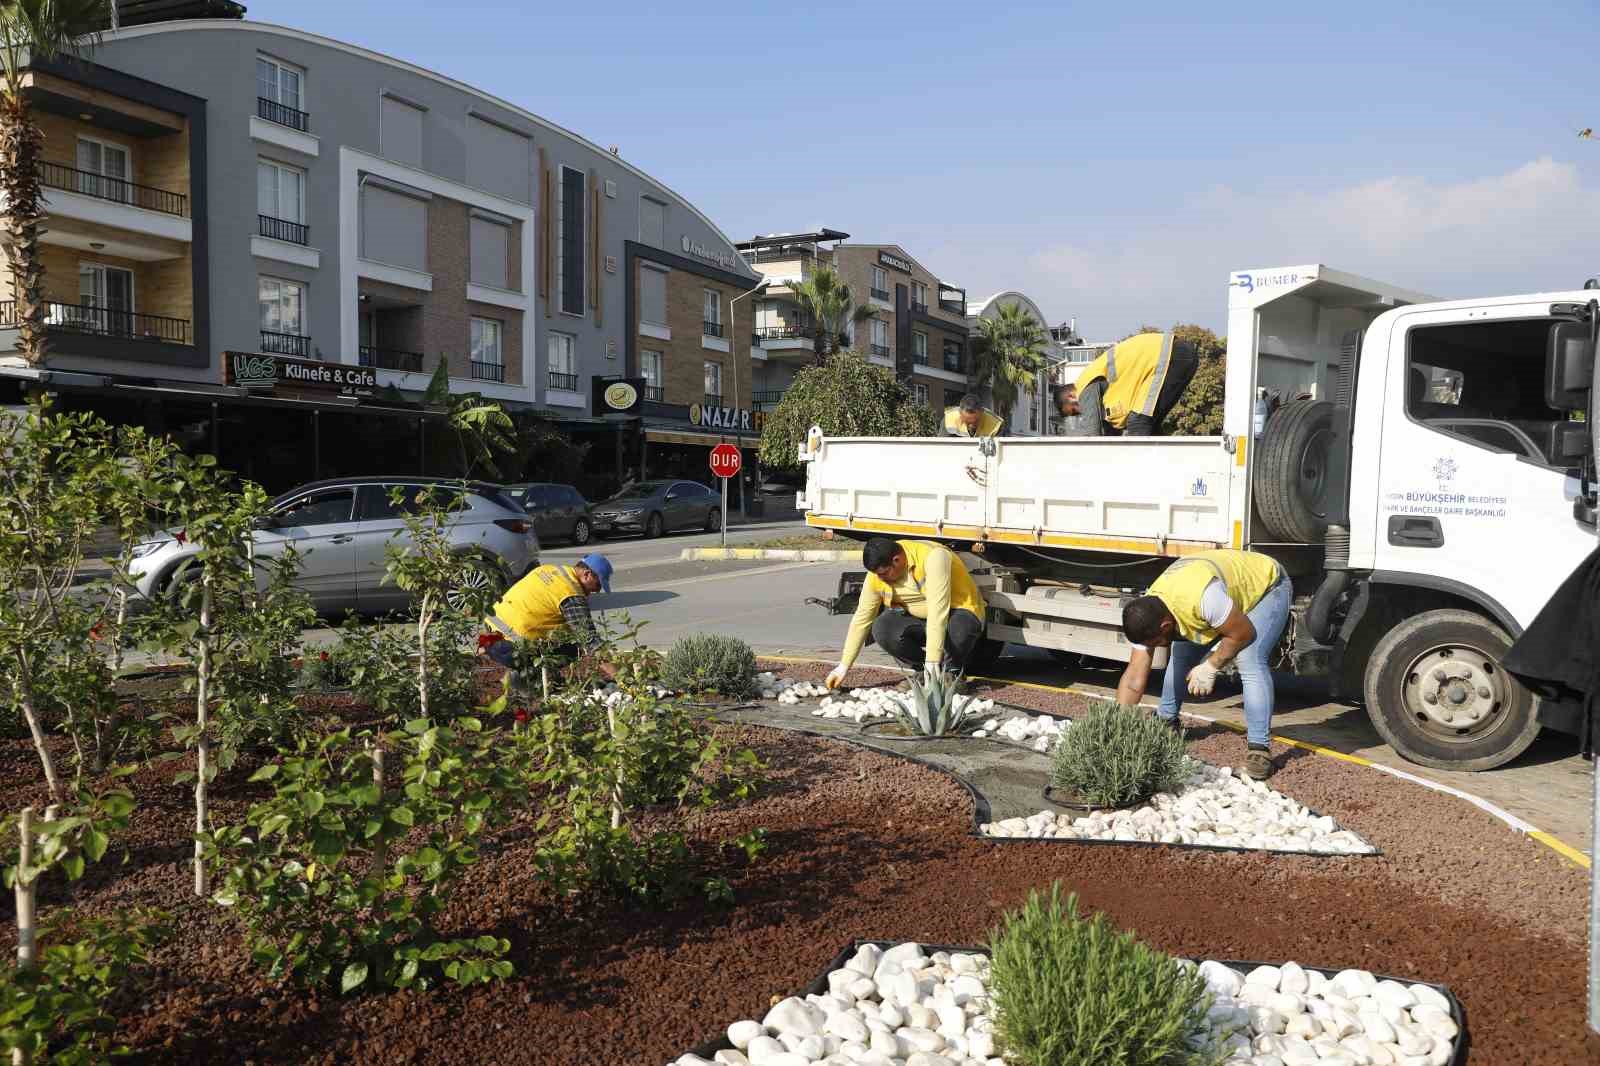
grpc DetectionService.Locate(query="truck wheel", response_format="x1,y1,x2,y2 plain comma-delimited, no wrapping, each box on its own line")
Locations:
1361,608,1540,770
966,637,1004,675
1252,399,1334,543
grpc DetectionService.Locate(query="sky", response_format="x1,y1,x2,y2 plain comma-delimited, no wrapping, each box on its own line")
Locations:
254,0,1600,339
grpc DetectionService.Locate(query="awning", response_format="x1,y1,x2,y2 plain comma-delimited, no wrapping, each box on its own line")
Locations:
645,428,756,447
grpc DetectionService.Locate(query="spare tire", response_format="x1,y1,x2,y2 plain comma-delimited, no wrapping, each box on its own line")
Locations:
1252,398,1335,543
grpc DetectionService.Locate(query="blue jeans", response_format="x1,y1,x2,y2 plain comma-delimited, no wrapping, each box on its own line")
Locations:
1158,576,1291,746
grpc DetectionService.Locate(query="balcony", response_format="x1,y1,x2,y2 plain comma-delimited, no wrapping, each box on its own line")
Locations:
938,284,967,316
473,360,507,384
358,345,422,372
40,161,186,218
752,389,786,409
869,343,891,359
911,349,929,366
258,214,309,246
702,320,723,338
547,369,578,390
257,95,309,132
870,287,890,303
644,385,665,402
741,245,815,265
261,329,310,357
0,301,188,343
943,354,965,375
911,301,928,314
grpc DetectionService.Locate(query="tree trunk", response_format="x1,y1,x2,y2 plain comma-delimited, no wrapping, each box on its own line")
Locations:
12,806,34,1066
0,93,49,368
606,706,623,830
416,596,431,720
368,744,387,877
13,655,60,803
193,568,212,898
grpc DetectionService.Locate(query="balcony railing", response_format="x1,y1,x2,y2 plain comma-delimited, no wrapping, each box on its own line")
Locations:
704,393,724,408
257,96,310,132
473,360,507,383
939,298,966,315
40,161,187,217
0,301,188,343
752,389,786,408
258,214,309,245
870,287,890,302
911,349,929,365
911,301,928,314
261,329,310,357
702,320,724,338
644,385,665,402
358,345,422,372
546,369,577,390
740,246,816,265
869,343,891,359
753,325,811,341
943,355,965,374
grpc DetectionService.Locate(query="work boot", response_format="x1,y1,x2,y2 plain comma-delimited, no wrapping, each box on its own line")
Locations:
1244,745,1276,781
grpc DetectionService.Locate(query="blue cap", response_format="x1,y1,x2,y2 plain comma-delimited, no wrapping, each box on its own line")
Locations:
578,552,613,593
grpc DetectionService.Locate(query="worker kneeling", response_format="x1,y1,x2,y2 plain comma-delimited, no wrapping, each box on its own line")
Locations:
1115,549,1290,780
482,553,616,679
826,538,985,690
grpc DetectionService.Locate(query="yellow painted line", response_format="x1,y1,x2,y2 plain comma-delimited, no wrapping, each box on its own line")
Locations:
808,514,1219,558
756,656,1591,869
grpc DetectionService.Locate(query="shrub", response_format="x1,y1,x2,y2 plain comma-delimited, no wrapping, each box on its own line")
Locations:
332,614,478,721
1050,701,1190,808
662,634,756,697
988,883,1224,1066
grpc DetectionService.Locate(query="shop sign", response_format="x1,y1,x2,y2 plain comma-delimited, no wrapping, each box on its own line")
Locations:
225,352,377,393
878,250,913,274
680,234,740,272
592,375,645,415
689,402,763,432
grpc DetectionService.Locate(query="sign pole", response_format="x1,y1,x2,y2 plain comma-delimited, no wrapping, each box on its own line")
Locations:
720,475,728,548
709,442,742,548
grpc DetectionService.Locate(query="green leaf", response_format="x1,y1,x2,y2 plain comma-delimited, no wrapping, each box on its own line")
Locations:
248,764,281,783
62,854,85,881
81,827,108,863
300,791,326,816
388,806,414,827
341,961,369,994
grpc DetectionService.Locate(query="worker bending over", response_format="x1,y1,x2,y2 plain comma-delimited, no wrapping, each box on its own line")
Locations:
943,393,1004,437
827,538,986,689
1055,331,1199,435
483,553,616,677
1115,549,1290,780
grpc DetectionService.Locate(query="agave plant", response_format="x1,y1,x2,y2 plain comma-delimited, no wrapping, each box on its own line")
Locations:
896,665,973,736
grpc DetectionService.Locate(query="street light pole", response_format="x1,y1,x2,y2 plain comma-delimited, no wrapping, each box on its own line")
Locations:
729,278,769,517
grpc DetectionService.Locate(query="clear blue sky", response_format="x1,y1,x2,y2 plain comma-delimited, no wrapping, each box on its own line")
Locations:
255,0,1600,337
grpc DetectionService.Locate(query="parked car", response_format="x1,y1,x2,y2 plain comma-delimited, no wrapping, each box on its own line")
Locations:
128,476,539,614
591,479,723,539
503,482,594,545
754,471,805,512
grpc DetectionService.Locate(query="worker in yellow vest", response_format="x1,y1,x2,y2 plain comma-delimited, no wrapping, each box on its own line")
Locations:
1056,331,1199,435
1116,549,1290,779
482,553,616,677
943,393,1004,437
826,538,987,689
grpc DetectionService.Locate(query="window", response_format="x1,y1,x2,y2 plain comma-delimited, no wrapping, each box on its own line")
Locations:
75,137,129,202
1405,318,1564,465
704,361,722,401
911,281,927,310
360,181,427,271
639,264,668,329
913,383,929,406
943,338,964,373
470,213,511,290
912,330,928,363
547,331,576,389
472,317,505,382
257,160,304,225
870,318,889,355
76,263,133,334
945,388,965,408
639,196,666,248
703,289,722,336
257,56,303,111
273,489,353,529
871,266,888,298
465,116,532,204
258,276,306,344
640,350,663,399
380,95,424,168
559,166,586,315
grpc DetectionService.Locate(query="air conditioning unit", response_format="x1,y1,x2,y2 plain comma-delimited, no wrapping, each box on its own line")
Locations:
604,179,617,199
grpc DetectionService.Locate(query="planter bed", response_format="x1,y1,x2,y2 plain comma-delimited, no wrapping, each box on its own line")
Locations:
678,939,1466,1066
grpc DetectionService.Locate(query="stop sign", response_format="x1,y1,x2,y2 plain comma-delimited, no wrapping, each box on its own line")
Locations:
709,443,742,479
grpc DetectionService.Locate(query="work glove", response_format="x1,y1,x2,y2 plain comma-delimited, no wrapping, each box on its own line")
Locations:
825,664,848,691
1186,659,1219,697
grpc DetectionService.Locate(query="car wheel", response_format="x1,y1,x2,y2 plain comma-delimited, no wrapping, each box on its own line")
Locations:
706,508,722,533
571,519,592,546
645,512,664,539
446,555,507,615
160,558,202,604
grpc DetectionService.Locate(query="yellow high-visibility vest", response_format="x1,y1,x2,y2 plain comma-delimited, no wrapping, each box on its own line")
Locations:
488,564,584,641
1147,549,1281,644
1075,332,1175,429
943,406,1004,437
863,539,985,617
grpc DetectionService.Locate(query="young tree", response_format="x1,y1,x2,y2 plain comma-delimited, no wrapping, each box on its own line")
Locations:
786,266,877,362
757,352,939,471
971,302,1050,426
0,1,110,367
420,362,515,479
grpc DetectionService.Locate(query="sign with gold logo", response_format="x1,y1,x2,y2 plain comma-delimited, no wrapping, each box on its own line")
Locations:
591,375,645,415
603,381,638,411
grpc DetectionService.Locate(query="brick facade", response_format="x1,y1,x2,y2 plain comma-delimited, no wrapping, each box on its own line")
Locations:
28,243,192,329
634,257,755,412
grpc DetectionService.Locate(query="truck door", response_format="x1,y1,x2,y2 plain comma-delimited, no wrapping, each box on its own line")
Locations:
1374,310,1595,630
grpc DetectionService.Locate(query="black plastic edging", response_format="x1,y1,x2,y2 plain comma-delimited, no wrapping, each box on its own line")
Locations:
710,713,1381,859
685,939,1466,1066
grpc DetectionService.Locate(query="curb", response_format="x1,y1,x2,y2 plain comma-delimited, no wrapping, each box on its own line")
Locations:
753,654,1592,870
679,548,862,561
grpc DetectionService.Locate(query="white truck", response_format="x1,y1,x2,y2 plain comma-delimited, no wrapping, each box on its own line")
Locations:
797,265,1599,770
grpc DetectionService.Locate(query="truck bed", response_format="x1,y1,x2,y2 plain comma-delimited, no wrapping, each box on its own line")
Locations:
802,434,1243,558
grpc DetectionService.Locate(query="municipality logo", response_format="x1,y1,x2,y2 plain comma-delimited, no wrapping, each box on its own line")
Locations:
1432,456,1457,490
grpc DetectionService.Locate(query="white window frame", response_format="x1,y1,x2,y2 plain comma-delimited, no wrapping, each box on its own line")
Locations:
471,316,504,368
872,265,888,292
870,318,889,348
258,275,306,336
557,164,586,317
913,383,929,406
546,331,576,376
257,158,305,224
640,350,663,389
78,261,135,312
75,135,132,186
912,330,927,359
911,281,927,307
256,54,304,112
703,288,721,328
703,360,722,399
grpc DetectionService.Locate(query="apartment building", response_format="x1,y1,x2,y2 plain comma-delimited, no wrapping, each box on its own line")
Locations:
736,231,971,420
0,16,761,493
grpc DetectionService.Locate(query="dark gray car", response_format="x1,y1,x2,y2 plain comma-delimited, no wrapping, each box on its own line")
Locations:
505,482,593,545
591,479,722,539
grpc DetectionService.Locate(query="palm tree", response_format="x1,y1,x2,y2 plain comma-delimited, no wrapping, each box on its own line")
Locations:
786,265,876,364
972,301,1049,426
0,1,109,368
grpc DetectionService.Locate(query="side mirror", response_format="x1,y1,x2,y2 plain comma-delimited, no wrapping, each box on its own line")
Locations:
664,490,679,500
1546,320,1595,411
253,514,280,531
